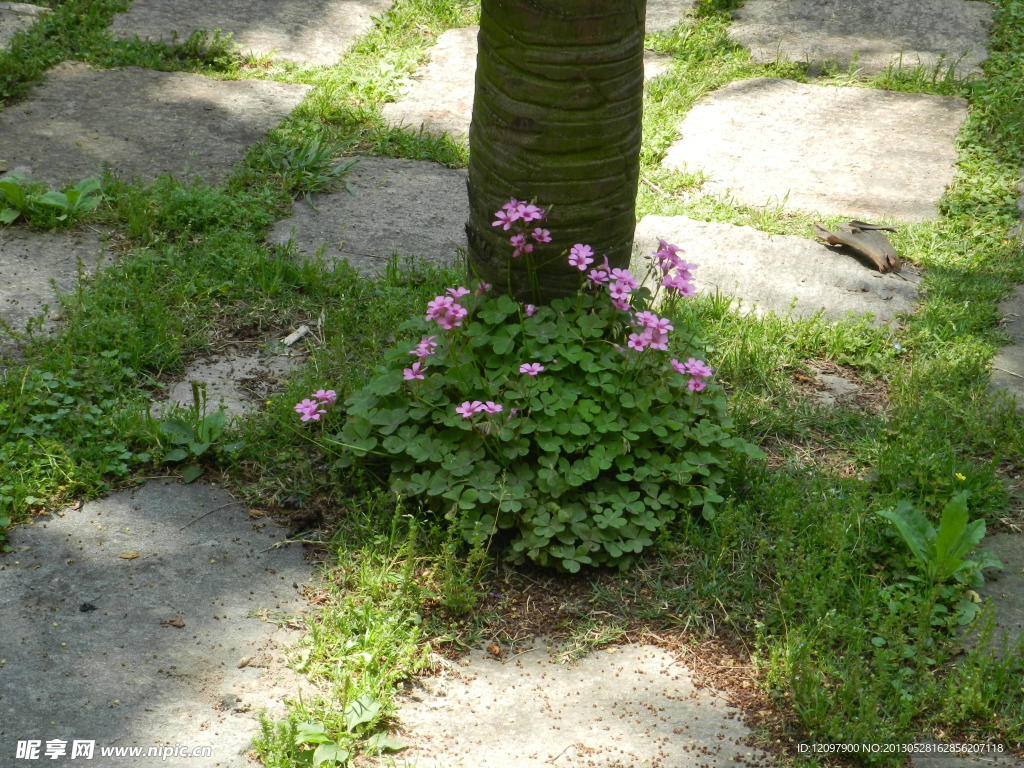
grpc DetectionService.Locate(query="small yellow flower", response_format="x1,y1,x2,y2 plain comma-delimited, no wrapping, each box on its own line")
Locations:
955,472,966,481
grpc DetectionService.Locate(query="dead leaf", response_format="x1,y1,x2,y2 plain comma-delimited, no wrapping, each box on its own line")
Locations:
486,643,501,658
119,551,140,560
160,617,186,628
237,656,252,668
247,509,266,519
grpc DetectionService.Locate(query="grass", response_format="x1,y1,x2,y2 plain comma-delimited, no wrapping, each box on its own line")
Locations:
1,0,1023,764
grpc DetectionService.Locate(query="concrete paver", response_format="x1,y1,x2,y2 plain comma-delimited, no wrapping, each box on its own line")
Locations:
662,78,967,222
110,0,393,65
267,156,468,274
0,1,48,50
0,62,311,188
0,480,312,767
729,0,993,77
634,215,920,324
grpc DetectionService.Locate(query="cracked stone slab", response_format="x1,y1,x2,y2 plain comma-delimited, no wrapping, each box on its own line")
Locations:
990,286,1024,409
0,226,108,338
155,348,304,418
633,215,920,325
0,1,49,49
729,0,993,77
381,26,672,140
972,533,1024,657
662,78,967,222
0,479,313,767
372,642,772,768
267,156,468,275
646,0,699,33
0,62,311,188
110,0,393,65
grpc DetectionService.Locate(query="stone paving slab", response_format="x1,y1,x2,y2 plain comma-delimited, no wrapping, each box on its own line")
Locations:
0,226,107,338
662,78,967,223
633,215,920,324
0,479,313,767
646,0,699,33
729,0,993,78
381,26,672,140
990,286,1024,408
0,1,48,50
973,533,1024,656
373,642,773,768
110,0,393,66
155,348,304,418
0,62,311,188
267,156,468,274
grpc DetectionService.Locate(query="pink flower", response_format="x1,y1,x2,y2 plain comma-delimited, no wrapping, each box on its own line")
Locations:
403,361,427,380
517,203,545,223
446,286,471,299
511,232,534,258
294,398,326,422
476,282,491,295
684,357,713,378
531,227,552,243
520,362,545,376
647,328,670,351
410,335,439,358
634,311,659,329
611,297,631,312
672,358,713,391
568,244,594,271
426,295,468,330
312,389,337,405
627,332,650,351
587,268,609,285
481,401,503,414
662,273,696,296
609,268,638,290
455,400,485,418
608,280,632,301
524,304,537,317
491,209,516,230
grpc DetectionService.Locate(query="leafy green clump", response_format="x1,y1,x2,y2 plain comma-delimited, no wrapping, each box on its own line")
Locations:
336,268,760,572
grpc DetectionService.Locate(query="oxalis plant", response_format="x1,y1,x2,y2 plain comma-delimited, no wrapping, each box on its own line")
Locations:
327,199,762,572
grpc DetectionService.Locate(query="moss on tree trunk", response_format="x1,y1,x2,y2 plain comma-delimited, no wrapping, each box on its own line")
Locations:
466,0,646,302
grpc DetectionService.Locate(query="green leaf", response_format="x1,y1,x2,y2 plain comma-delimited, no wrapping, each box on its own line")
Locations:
932,492,983,581
0,207,19,224
343,693,382,731
164,447,189,463
159,419,195,445
876,502,934,570
180,464,204,483
312,743,350,766
363,733,408,754
294,722,331,745
37,190,70,211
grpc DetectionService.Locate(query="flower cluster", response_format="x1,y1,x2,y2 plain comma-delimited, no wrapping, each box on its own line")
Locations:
671,357,714,391
628,311,674,351
295,388,337,422
404,334,439,380
456,400,504,418
655,239,697,297
425,289,470,330
492,199,550,257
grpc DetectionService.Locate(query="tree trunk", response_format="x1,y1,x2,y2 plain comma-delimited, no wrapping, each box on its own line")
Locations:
466,0,646,302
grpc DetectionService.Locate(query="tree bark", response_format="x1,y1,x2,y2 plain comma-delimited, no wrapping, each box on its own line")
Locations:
466,0,646,302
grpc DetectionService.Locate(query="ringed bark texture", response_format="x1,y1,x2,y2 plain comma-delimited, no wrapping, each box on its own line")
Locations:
467,0,646,302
